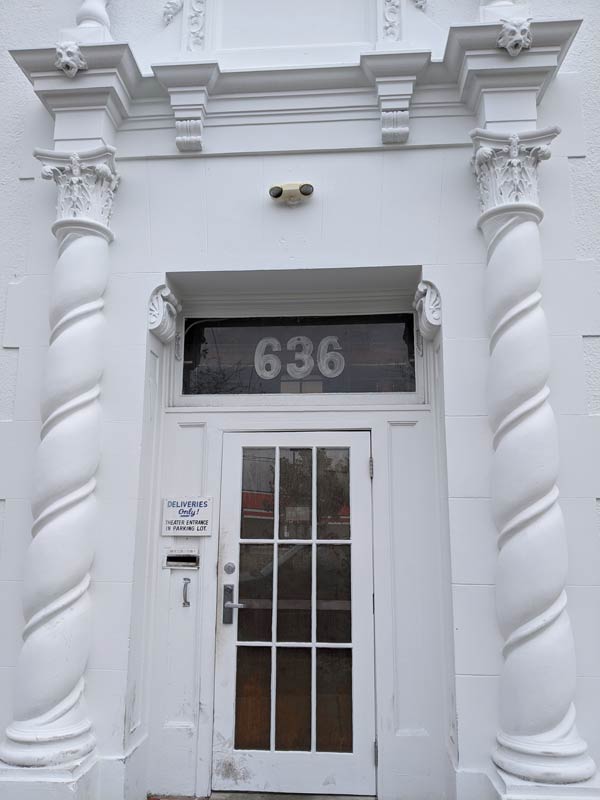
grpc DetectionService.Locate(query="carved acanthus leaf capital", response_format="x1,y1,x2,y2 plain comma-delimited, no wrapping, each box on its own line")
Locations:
471,127,560,214
149,285,182,343
36,147,120,230
413,280,441,341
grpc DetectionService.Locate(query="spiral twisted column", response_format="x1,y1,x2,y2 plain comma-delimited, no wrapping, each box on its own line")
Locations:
0,147,119,769
470,128,595,784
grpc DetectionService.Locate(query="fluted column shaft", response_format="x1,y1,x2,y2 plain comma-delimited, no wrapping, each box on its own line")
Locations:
471,128,595,784
0,148,119,769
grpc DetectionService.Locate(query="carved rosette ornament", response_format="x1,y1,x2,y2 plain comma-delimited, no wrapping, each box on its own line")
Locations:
471,128,596,784
149,285,182,344
0,147,119,769
413,280,441,341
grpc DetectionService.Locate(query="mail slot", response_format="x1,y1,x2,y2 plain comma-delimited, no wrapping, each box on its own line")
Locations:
163,549,200,569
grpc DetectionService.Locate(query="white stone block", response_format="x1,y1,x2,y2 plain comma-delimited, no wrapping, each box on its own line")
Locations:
0,421,39,499
568,586,600,678
0,581,24,668
442,338,488,416
453,585,503,676
557,414,600,498
89,581,133,672
548,336,587,415
449,498,496,585
0,500,31,582
445,416,492,499
455,675,499,771
86,668,128,756
563,497,600,588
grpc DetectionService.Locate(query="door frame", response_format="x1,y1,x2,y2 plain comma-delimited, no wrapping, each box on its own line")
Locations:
212,429,376,795
146,403,454,800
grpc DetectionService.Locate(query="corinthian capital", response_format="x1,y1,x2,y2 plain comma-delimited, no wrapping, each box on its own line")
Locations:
35,146,120,231
471,127,560,214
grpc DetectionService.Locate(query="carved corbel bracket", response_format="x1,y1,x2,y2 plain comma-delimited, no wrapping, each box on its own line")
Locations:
413,280,441,342
175,119,203,152
149,285,182,344
153,65,219,155
375,77,414,145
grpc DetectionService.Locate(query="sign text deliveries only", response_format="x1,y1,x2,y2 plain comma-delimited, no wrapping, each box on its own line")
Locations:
162,497,213,537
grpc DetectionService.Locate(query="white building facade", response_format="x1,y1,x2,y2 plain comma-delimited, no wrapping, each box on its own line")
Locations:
0,2,599,799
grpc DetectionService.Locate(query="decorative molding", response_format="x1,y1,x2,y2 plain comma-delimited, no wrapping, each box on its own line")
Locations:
472,127,559,215
497,17,533,57
472,129,596,784
383,0,401,41
381,110,409,144
149,285,182,344
37,148,120,230
175,119,203,152
164,0,183,25
413,0,427,9
413,281,441,341
55,42,88,78
0,145,118,770
188,0,207,51
369,76,414,146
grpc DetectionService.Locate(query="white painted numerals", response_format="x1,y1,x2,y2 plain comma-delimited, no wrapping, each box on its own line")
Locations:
254,336,282,380
254,335,345,380
286,335,314,379
317,335,345,378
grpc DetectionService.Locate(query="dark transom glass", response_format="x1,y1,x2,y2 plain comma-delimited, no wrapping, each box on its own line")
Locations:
183,314,415,395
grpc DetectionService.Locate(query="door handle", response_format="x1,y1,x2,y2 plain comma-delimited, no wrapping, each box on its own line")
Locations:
223,583,246,624
182,577,191,608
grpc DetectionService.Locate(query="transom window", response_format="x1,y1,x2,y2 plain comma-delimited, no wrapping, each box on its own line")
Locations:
182,313,415,395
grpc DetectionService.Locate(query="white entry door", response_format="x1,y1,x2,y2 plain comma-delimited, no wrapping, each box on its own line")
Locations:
212,431,376,795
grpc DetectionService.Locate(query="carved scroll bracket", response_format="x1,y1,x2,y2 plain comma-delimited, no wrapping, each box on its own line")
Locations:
149,285,182,344
413,280,441,344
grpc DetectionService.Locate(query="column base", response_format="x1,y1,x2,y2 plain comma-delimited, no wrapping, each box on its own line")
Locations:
0,755,97,800
495,769,600,800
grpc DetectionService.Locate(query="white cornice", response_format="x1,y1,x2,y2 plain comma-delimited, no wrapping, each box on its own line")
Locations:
10,43,143,128
10,19,581,153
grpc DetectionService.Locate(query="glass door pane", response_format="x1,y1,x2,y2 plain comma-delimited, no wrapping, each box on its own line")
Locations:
234,445,353,754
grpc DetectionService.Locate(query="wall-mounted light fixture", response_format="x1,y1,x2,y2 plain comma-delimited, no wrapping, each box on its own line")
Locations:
269,182,314,206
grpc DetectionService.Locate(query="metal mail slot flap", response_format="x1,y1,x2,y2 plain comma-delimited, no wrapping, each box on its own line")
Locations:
164,549,200,569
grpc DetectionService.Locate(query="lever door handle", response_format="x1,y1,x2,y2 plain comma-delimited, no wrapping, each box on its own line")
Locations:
223,583,245,624
182,577,191,608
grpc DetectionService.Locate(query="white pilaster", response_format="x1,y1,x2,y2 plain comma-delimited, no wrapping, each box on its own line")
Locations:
471,127,596,785
0,147,119,772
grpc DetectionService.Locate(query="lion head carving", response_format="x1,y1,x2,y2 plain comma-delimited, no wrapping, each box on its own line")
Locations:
55,42,88,78
497,18,533,57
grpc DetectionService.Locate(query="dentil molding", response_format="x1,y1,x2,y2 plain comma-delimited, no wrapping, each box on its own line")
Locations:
37,147,120,232
149,285,182,344
472,127,559,215
413,280,441,341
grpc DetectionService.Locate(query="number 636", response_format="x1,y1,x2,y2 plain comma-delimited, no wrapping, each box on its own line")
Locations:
254,335,345,380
